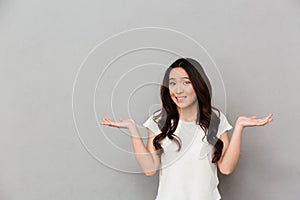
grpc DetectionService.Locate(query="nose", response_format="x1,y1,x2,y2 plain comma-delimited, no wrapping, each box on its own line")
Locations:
175,84,183,94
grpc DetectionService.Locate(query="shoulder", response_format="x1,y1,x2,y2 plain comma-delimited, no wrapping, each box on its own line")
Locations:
215,110,233,138
212,110,228,122
219,111,227,121
143,114,161,135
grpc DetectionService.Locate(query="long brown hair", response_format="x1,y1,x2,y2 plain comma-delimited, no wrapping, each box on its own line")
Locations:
153,58,223,163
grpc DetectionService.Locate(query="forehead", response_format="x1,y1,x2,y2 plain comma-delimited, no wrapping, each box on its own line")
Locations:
169,67,189,79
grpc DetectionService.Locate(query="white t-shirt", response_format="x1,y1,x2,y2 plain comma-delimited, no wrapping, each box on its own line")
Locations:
143,111,233,200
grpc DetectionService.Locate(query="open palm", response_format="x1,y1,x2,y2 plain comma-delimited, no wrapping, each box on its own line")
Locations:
100,117,135,129
237,113,273,128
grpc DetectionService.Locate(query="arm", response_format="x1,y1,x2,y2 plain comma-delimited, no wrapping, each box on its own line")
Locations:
101,118,160,176
217,114,273,175
129,123,161,176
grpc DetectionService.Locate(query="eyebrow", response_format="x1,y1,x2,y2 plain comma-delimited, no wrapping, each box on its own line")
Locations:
169,77,190,80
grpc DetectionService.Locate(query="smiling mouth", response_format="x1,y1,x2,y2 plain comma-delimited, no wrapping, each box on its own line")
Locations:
176,96,186,102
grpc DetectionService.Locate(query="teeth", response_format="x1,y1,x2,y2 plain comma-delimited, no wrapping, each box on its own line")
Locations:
176,97,186,101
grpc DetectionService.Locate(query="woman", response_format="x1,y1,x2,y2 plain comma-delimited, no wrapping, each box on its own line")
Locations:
101,58,273,200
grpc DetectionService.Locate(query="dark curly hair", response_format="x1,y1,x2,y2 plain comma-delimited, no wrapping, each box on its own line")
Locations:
152,58,223,163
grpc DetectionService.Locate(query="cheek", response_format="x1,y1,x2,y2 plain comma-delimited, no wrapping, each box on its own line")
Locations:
169,89,175,97
187,88,197,100
169,90,177,102
186,87,195,95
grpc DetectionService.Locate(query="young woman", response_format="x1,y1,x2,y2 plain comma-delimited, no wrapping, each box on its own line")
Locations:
101,58,273,200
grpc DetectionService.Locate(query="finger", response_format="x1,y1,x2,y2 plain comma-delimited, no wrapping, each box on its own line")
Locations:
104,118,114,123
259,118,272,126
102,118,110,122
100,122,110,126
268,117,273,122
262,116,272,122
250,118,266,125
266,113,273,119
104,122,120,127
100,121,111,125
246,115,273,126
100,119,108,124
108,123,119,127
268,115,273,121
101,118,117,126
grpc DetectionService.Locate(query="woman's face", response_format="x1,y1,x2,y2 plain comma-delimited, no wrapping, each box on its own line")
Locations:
168,67,198,110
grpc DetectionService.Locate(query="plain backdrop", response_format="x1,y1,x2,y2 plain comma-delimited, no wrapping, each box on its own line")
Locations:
0,0,299,199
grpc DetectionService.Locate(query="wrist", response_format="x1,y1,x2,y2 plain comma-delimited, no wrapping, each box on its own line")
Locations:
128,120,137,131
235,118,245,130
235,124,244,131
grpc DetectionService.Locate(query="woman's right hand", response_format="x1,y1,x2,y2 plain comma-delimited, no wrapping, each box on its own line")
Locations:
100,117,136,129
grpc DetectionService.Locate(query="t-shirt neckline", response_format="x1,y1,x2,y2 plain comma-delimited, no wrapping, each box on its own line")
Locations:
179,119,197,124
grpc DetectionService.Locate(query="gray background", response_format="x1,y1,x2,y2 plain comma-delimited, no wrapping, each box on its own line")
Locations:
1,0,299,199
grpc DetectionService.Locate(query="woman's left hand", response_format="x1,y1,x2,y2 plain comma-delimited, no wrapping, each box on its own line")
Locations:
236,113,273,129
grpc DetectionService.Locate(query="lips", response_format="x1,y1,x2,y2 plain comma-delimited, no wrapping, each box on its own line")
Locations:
176,96,186,102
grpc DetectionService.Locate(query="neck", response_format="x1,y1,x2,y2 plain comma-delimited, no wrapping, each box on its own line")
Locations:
177,104,199,122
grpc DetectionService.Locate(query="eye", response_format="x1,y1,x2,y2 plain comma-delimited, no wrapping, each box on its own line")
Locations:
183,81,191,85
169,81,176,86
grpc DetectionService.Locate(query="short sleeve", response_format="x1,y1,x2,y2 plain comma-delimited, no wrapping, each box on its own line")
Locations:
217,112,233,138
143,115,161,136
